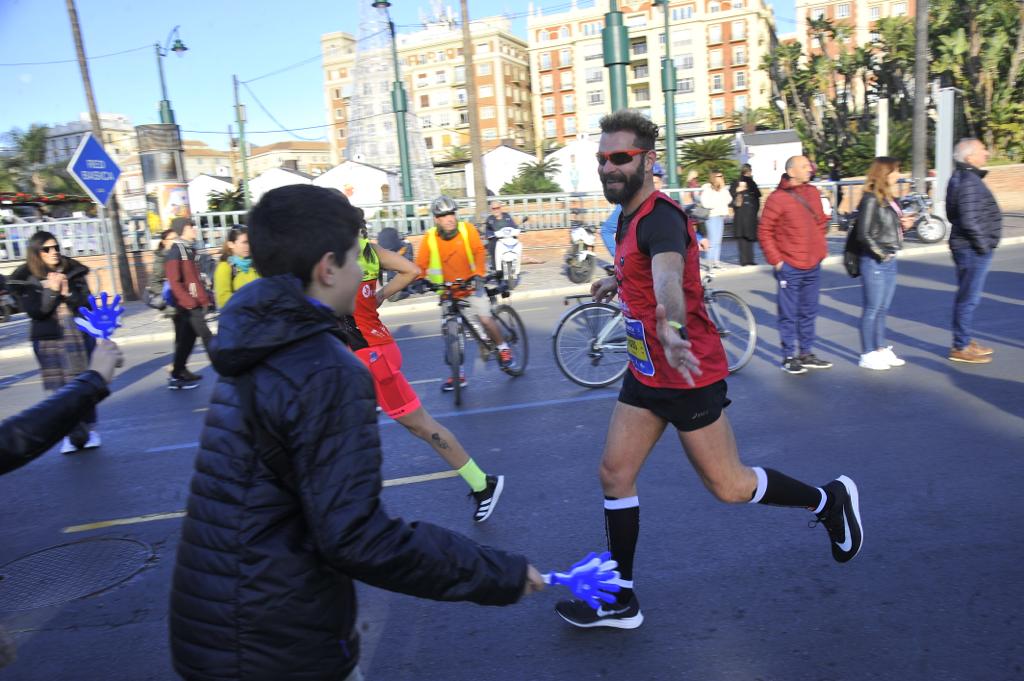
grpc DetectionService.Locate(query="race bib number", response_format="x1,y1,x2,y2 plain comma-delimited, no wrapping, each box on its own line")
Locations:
623,316,655,377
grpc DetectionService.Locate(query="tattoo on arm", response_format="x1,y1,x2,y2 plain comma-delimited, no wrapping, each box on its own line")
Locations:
430,433,450,450
651,252,686,323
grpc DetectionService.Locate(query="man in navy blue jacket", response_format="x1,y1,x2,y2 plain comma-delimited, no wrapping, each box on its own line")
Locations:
946,138,1002,364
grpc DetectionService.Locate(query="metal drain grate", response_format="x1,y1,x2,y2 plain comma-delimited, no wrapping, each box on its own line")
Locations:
0,538,153,612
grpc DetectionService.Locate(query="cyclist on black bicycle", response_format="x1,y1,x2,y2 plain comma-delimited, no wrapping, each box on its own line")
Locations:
415,195,513,391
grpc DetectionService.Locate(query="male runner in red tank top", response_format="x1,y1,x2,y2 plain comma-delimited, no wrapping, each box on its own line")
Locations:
554,110,864,629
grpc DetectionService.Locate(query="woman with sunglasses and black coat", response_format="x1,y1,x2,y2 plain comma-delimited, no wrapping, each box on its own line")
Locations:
10,231,100,454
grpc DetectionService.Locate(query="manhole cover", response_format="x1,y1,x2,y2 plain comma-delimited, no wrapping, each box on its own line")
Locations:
0,538,153,612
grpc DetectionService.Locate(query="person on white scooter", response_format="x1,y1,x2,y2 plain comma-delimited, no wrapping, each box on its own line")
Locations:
485,200,523,286
484,200,517,269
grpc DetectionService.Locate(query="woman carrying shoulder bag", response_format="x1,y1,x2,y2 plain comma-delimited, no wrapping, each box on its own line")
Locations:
10,231,100,453
854,157,915,371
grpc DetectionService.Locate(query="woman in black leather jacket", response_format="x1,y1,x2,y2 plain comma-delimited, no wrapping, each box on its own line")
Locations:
853,157,914,371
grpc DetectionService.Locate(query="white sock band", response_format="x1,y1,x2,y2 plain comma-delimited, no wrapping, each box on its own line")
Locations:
813,487,827,514
604,496,639,510
609,578,633,588
749,466,768,504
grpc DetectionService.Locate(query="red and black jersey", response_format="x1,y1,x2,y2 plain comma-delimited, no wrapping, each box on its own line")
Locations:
614,190,729,389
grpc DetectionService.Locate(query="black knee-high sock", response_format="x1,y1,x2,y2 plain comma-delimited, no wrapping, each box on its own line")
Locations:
749,467,826,511
604,496,639,602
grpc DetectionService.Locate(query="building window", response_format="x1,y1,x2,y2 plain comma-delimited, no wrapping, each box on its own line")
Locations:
540,52,552,70
334,108,344,119
337,128,345,139
712,98,725,117
811,7,825,20
459,111,469,125
673,29,693,46
892,2,907,15
583,21,601,36
626,14,647,27
735,71,747,89
671,6,693,20
633,64,649,79
480,107,495,120
709,2,720,12
870,5,881,19
731,20,745,40
562,94,575,112
631,40,647,56
586,67,602,83
544,119,557,138
560,26,570,38
479,85,494,98
733,46,747,65
735,94,748,112
710,49,723,69
711,74,724,92
436,91,449,107
732,0,744,8
676,99,697,120
420,94,430,107
633,86,650,102
836,3,850,18
565,117,577,135
456,89,467,105
677,77,694,93
454,66,465,83
543,97,556,115
869,31,881,42
333,88,342,99
477,63,491,76
560,48,572,67
436,70,447,84
421,115,432,128
425,137,434,150
709,24,722,44
476,42,491,55
676,53,694,69
483,128,498,140
541,74,553,92
561,70,574,89
587,90,604,105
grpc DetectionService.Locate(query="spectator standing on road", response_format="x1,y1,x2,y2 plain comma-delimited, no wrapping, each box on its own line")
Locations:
554,110,863,631
146,229,176,312
681,169,700,206
213,226,259,309
341,235,504,522
165,218,212,390
729,164,761,266
10,231,100,454
0,340,122,475
699,170,732,269
415,195,513,390
169,185,544,681
758,156,834,375
946,138,1002,364
853,157,915,371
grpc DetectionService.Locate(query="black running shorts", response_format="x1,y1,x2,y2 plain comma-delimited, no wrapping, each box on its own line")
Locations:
617,372,731,432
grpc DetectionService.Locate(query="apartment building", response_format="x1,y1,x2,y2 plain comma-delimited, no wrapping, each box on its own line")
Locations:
795,0,915,53
182,140,234,181
44,113,146,216
246,141,332,177
322,11,534,165
526,0,777,146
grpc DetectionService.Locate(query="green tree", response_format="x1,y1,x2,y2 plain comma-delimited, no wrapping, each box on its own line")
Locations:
207,186,246,212
500,157,562,194
678,137,739,183
445,145,469,162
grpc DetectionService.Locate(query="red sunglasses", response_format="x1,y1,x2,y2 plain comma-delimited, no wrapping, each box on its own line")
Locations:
596,148,649,166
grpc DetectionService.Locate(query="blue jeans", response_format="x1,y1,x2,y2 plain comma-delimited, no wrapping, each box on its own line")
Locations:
951,248,994,349
703,216,724,265
775,262,821,359
859,255,898,353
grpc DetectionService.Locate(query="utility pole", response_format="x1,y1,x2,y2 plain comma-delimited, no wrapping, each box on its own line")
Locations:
912,0,929,194
233,75,252,210
66,0,136,299
460,0,488,219
655,0,678,187
602,0,629,111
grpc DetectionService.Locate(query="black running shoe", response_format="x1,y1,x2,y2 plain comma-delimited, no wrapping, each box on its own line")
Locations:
470,474,504,523
441,374,467,392
781,357,807,374
168,373,201,391
814,475,863,563
180,369,203,381
799,353,833,369
555,593,644,630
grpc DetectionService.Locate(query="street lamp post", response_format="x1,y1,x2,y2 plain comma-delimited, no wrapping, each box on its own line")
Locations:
602,0,629,111
372,1,414,213
154,26,188,125
654,0,678,187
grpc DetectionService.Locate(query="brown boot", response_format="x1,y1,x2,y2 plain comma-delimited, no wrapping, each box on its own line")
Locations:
967,340,994,356
948,346,993,364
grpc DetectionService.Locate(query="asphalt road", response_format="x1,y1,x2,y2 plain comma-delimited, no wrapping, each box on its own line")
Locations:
1,246,1022,681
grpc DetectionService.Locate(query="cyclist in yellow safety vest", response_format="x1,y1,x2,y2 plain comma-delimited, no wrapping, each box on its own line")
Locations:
415,195,512,391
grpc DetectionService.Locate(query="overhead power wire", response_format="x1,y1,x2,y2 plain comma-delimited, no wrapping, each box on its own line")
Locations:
0,43,151,67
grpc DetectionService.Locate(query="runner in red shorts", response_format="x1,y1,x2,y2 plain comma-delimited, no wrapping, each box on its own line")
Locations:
342,234,504,523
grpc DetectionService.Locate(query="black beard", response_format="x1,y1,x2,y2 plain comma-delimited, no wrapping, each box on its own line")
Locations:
600,166,645,205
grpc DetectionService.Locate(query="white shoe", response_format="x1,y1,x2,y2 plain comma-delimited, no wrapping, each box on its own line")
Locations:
880,346,905,367
858,350,891,371
60,437,77,454
83,431,101,449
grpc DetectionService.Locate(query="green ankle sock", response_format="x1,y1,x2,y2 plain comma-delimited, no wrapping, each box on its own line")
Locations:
458,459,487,492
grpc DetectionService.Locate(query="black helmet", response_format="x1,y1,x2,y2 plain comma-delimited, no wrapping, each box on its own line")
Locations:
430,195,458,217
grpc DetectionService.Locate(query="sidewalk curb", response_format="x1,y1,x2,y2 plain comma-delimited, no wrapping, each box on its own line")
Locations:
2,236,1022,361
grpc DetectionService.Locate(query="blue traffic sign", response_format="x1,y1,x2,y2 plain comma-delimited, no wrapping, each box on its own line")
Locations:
67,132,122,206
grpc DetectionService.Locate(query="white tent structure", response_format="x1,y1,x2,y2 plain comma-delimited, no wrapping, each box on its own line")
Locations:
312,160,399,207
736,130,802,188
548,137,602,194
248,167,313,203
187,174,233,213
466,144,536,197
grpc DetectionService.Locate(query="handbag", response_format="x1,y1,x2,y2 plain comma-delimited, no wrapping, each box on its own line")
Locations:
843,226,861,278
687,204,711,220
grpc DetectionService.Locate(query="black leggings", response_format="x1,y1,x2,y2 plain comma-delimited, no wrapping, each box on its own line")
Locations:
172,307,212,373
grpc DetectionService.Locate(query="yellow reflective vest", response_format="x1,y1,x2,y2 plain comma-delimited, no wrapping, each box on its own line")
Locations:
424,222,475,285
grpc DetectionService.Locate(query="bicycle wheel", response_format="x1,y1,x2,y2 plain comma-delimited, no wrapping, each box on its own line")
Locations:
553,302,629,388
493,304,528,376
443,317,464,405
708,290,756,374
915,214,948,243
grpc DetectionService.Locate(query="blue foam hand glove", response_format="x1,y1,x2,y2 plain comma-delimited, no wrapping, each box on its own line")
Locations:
75,292,124,340
543,551,621,610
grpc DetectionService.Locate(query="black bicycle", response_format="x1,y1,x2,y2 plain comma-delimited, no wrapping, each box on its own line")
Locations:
424,273,528,406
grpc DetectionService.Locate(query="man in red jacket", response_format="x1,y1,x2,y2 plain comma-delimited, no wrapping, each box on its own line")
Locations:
165,218,212,390
758,156,833,374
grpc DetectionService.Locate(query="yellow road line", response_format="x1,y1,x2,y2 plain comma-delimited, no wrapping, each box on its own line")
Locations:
61,470,458,533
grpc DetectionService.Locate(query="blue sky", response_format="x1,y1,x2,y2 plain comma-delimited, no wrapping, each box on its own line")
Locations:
0,0,797,151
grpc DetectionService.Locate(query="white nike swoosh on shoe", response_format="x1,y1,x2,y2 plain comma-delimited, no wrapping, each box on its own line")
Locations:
596,605,631,617
836,512,853,552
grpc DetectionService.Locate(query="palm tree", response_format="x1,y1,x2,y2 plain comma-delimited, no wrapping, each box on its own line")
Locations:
208,187,246,212
678,137,739,182
445,145,469,162
730,107,774,133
